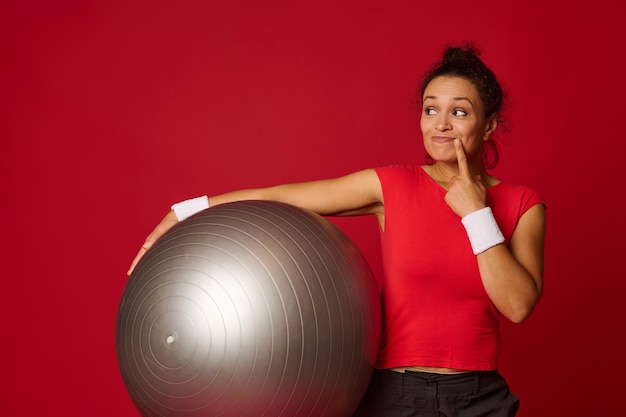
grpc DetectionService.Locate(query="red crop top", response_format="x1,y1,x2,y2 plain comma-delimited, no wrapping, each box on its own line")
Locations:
374,165,545,371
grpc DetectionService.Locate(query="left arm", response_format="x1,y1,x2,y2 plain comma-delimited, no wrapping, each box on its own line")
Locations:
446,139,546,323
476,204,545,323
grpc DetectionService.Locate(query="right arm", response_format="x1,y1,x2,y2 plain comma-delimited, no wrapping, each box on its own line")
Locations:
127,169,383,275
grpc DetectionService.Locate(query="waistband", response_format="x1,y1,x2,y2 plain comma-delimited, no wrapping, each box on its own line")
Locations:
373,368,504,397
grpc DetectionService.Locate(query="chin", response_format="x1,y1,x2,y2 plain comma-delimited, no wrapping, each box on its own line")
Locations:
427,153,456,164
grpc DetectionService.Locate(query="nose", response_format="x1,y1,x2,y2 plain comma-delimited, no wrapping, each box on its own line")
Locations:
435,114,452,131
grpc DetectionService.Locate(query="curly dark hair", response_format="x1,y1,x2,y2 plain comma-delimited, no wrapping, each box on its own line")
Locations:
419,42,508,169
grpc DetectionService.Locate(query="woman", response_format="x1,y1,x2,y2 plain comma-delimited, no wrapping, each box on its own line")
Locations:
128,44,546,417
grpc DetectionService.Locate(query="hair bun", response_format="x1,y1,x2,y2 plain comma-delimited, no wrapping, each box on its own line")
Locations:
442,43,482,65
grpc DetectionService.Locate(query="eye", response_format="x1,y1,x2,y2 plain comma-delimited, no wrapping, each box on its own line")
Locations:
452,109,468,117
424,107,436,116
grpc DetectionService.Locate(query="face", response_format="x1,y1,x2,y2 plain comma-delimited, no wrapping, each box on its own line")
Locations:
420,76,496,165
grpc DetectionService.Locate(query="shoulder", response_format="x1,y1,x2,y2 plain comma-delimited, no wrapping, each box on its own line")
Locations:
374,165,440,207
489,181,546,216
374,164,425,182
491,182,545,202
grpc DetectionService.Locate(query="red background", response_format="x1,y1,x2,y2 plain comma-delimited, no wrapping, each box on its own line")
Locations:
2,1,624,416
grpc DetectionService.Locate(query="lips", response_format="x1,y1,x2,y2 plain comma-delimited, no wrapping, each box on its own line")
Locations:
432,136,455,143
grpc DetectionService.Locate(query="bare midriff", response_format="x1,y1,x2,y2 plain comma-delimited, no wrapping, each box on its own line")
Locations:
390,366,471,374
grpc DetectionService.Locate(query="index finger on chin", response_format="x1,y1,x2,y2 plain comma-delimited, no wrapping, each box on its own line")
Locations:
454,139,470,178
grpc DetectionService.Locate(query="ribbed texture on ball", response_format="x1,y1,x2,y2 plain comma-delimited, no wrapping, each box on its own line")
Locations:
116,201,381,417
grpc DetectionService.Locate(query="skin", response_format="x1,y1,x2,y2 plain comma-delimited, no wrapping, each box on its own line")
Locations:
127,75,546,373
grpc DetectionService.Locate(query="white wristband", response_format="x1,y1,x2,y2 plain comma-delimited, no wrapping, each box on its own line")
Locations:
461,207,505,255
171,195,210,221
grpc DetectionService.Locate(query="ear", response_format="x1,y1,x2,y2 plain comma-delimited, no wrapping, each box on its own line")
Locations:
483,113,498,141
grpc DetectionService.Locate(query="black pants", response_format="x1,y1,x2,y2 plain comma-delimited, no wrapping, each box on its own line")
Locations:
352,369,519,417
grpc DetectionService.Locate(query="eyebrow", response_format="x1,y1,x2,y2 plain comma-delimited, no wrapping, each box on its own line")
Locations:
423,95,474,105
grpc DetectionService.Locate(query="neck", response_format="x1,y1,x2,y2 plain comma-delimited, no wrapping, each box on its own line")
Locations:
435,160,485,178
425,161,494,189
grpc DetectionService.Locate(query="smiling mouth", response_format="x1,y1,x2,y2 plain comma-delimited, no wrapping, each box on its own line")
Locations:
432,136,455,143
